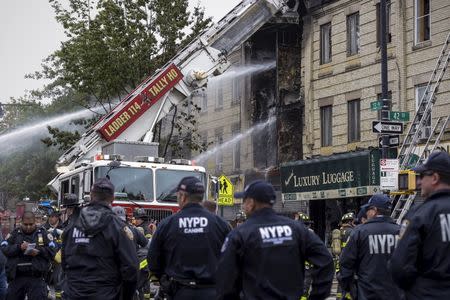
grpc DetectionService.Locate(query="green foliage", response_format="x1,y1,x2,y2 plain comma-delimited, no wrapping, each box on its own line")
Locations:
0,145,60,207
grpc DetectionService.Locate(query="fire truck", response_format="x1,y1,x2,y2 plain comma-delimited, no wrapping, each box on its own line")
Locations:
48,0,299,219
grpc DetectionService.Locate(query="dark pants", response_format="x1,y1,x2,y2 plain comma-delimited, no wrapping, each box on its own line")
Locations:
173,287,215,300
6,276,47,300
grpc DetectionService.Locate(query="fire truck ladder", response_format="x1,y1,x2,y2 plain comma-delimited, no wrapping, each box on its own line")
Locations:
391,116,450,223
391,32,450,223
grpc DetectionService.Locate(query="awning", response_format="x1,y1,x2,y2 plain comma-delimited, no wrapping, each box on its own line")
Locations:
280,149,381,201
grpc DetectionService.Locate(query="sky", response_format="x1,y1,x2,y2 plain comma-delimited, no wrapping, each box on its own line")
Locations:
0,0,241,104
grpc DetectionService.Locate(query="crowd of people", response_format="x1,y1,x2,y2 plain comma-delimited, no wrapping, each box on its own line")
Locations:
0,150,449,300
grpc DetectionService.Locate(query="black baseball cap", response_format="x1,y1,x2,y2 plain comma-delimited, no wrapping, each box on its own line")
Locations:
413,151,450,175
91,178,115,195
234,180,276,204
177,176,205,194
367,194,391,210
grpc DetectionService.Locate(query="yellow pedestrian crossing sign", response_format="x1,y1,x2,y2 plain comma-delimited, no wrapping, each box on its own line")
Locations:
218,175,234,206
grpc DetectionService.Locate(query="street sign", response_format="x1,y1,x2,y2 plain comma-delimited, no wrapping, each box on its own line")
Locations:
372,121,403,134
380,159,399,190
218,175,234,206
379,135,400,147
389,111,410,122
370,101,382,111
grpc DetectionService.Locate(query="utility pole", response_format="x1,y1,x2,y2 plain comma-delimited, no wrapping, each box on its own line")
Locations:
380,0,390,159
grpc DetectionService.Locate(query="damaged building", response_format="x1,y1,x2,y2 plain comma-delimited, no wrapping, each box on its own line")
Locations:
159,0,450,240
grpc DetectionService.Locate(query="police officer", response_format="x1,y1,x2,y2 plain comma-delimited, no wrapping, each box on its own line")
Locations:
62,178,139,300
390,151,450,299
339,194,401,299
216,180,334,299
1,211,56,300
147,176,230,299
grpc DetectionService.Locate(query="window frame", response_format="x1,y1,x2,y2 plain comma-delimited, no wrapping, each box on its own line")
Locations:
215,129,224,173
347,99,361,143
320,22,332,64
414,0,431,44
346,12,360,56
320,105,333,147
231,124,241,170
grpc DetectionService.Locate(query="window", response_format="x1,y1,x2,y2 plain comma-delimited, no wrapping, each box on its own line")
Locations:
415,85,431,138
320,22,332,64
376,1,392,46
215,129,223,173
232,78,241,105
231,123,241,170
415,0,430,44
348,100,361,142
198,92,207,113
347,13,360,56
71,176,80,198
320,105,332,147
216,85,223,109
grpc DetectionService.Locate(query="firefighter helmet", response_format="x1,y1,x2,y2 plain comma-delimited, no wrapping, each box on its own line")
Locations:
341,212,355,222
61,193,80,208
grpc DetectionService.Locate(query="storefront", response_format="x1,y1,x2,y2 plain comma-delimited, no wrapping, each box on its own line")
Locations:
280,149,382,240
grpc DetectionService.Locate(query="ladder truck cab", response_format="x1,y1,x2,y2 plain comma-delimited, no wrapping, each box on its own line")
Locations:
48,0,300,220
51,141,206,220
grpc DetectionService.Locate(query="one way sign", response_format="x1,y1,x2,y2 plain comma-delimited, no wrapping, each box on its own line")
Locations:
372,121,403,134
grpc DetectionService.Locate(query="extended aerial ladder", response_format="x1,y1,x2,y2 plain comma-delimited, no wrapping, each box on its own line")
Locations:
391,32,450,223
55,0,298,174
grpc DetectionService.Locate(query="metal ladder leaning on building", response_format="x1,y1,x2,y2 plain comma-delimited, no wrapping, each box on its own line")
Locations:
391,31,450,223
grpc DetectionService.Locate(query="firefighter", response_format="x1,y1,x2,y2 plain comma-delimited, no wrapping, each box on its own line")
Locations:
1,211,56,300
390,151,450,299
60,193,81,228
147,176,230,299
216,180,334,299
134,208,152,239
339,194,402,299
62,178,138,300
297,213,315,300
235,211,246,227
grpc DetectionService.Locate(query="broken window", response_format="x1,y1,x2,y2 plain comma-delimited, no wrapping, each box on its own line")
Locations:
376,1,392,46
347,13,360,56
232,78,241,105
348,99,361,142
320,22,332,64
414,0,430,44
320,105,332,147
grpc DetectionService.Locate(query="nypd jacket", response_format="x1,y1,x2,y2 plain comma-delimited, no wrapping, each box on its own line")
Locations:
62,203,139,300
1,227,56,280
390,189,450,299
147,202,230,283
216,207,334,300
339,215,401,300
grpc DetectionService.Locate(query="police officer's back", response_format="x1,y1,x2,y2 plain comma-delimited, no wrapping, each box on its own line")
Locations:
1,211,56,300
62,178,139,300
216,180,334,300
147,176,230,299
339,194,401,299
390,151,450,299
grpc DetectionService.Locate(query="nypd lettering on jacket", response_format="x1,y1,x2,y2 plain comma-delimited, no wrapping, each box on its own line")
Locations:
368,234,398,254
72,227,89,243
179,217,208,234
441,213,450,242
259,225,293,245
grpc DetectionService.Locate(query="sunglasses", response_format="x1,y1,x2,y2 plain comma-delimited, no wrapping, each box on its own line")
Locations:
419,171,435,179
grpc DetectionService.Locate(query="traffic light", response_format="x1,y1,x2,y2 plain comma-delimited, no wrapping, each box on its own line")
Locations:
398,170,419,192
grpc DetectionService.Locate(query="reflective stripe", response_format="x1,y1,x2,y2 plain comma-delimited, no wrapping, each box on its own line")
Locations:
140,259,148,269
